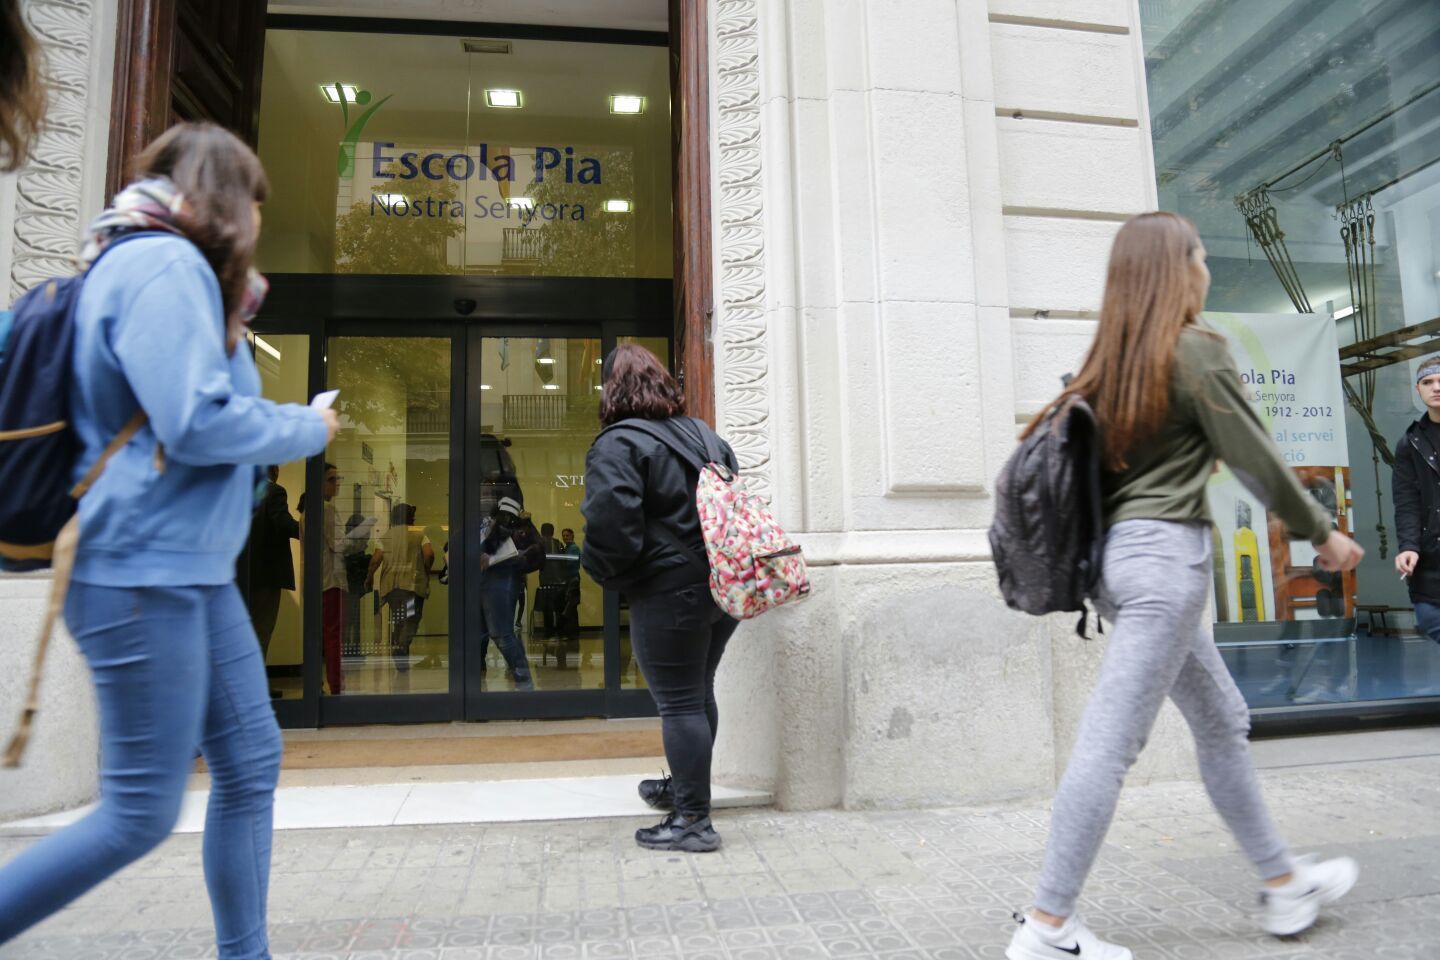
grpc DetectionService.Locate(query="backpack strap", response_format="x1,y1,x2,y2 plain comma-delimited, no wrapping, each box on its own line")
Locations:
2,340,149,764
70,409,148,498
3,512,77,766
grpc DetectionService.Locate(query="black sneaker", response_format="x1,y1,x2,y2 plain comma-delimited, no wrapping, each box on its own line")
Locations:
635,813,721,853
638,774,674,810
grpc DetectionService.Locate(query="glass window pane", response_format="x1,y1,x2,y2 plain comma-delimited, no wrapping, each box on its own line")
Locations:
244,334,310,701
256,30,672,278
1141,1,1440,706
322,337,452,696
478,337,610,691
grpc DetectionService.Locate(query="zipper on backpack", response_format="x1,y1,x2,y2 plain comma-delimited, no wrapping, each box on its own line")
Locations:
757,545,802,560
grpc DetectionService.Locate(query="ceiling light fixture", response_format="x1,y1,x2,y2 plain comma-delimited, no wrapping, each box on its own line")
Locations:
543,384,560,391
536,357,556,364
463,38,512,55
320,83,360,104
253,336,281,361
604,199,632,213
486,89,522,108
507,196,535,209
609,95,646,115
479,384,493,391
1332,305,1356,320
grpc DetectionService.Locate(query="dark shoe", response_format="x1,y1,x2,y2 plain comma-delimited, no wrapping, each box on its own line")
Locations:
638,774,674,811
635,813,721,853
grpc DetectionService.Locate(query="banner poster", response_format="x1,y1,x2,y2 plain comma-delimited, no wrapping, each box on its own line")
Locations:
1203,313,1356,632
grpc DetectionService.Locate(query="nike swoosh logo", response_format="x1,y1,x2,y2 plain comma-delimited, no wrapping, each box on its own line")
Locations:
1056,945,1082,957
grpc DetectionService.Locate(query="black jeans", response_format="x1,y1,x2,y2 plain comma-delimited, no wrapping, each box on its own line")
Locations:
629,584,739,818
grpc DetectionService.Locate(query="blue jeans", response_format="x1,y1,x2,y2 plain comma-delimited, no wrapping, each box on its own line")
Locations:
0,583,283,958
1415,602,1440,644
479,572,532,688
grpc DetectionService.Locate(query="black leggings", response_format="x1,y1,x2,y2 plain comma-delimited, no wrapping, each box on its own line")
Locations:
629,584,739,817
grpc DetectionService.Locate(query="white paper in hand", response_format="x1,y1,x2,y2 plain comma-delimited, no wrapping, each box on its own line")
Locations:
310,389,340,410
487,537,519,565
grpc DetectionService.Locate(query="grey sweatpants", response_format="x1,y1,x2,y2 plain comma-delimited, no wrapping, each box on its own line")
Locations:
1034,519,1293,917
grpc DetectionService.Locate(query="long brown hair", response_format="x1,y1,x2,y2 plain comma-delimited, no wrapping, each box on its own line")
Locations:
1022,211,1208,470
0,0,45,172
132,123,269,352
599,344,685,425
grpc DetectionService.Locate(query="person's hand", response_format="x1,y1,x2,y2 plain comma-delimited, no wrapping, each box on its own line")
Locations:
1396,550,1419,577
320,408,340,443
1315,531,1364,572
478,554,491,572
363,577,373,592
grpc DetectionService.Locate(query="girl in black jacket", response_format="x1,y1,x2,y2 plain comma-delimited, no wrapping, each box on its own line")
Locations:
581,345,740,853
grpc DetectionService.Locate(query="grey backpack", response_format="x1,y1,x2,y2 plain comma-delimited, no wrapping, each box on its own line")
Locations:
988,394,1105,635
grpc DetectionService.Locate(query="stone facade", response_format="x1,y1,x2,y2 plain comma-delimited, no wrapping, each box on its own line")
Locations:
0,0,117,820
708,0,1200,810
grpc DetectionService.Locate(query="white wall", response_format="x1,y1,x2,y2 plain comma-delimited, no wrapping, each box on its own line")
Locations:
708,0,1198,810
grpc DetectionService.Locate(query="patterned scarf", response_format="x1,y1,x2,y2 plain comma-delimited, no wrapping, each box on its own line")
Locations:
81,177,268,322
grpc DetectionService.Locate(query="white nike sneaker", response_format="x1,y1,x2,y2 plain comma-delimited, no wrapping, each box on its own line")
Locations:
1005,912,1133,960
1260,854,1359,936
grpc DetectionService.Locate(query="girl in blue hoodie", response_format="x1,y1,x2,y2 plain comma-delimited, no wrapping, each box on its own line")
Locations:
0,123,335,959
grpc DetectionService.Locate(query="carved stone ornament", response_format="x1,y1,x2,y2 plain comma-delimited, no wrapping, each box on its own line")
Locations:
9,0,92,302
712,0,772,501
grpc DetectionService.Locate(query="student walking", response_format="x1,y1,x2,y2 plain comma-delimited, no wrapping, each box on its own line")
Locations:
581,345,741,853
0,123,336,959
1006,213,1364,960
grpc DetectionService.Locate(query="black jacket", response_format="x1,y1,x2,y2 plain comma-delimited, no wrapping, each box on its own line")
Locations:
581,416,737,597
1392,416,1440,603
248,481,300,590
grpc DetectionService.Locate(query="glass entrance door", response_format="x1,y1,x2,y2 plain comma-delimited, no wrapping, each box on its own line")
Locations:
462,333,642,718
322,334,457,707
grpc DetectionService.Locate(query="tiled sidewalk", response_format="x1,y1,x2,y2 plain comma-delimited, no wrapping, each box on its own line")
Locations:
2,752,1437,959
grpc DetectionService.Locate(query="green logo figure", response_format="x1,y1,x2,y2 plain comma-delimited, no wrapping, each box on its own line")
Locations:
331,83,392,180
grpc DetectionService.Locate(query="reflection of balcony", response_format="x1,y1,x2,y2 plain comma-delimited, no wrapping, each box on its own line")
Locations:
502,394,599,432
503,227,545,263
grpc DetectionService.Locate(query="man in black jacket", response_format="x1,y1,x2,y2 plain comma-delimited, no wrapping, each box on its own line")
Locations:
247,465,300,658
1393,355,1440,643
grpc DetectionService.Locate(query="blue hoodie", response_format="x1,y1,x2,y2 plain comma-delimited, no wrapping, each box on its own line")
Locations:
69,235,329,587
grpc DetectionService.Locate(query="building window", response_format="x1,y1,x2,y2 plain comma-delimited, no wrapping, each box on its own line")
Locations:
255,30,672,278
1142,1,1440,711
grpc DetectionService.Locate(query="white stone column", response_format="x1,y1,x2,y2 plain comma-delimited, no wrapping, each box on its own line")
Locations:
0,0,119,821
708,0,1197,810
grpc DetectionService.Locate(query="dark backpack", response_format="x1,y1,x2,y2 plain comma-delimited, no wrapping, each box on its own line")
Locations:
0,231,158,766
0,231,159,570
988,394,1105,635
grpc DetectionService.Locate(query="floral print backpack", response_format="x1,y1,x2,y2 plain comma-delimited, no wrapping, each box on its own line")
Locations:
609,418,810,619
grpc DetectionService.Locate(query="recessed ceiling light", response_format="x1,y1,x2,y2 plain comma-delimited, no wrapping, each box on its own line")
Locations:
372,193,406,206
604,199,632,213
507,196,534,209
536,357,556,364
486,89,522,108
463,38,512,55
479,384,492,391
321,83,360,104
543,384,560,391
610,95,646,115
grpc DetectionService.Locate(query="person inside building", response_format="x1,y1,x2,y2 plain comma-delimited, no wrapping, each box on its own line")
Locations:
366,502,433,682
1393,356,1440,647
0,122,337,958
0,0,45,174
245,465,299,669
315,462,347,694
478,496,534,689
561,527,581,557
581,344,740,854
1004,212,1364,960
